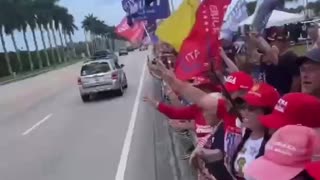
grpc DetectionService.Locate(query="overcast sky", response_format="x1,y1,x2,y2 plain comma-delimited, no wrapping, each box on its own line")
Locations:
0,0,314,52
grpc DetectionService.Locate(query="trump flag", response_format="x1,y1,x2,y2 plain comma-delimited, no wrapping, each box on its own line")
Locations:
174,0,231,80
115,17,145,43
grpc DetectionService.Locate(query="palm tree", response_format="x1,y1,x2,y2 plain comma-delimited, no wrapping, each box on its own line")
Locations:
1,0,23,72
18,0,35,71
21,23,34,71
0,0,77,77
33,0,54,66
63,29,70,57
0,26,12,75
82,15,118,53
38,24,51,66
62,14,78,58
28,13,43,68
49,20,61,63
0,1,13,75
3,16,23,72
44,19,56,64
82,14,98,54
57,24,67,60
52,5,68,62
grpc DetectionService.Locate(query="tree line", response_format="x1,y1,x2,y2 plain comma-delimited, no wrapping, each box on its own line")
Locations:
0,0,77,77
81,14,124,56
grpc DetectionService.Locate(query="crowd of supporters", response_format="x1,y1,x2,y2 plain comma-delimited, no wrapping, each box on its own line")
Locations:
144,23,320,180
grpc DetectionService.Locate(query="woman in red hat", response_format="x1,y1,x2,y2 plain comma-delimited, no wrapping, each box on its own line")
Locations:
148,60,258,179
230,83,280,179
244,125,319,180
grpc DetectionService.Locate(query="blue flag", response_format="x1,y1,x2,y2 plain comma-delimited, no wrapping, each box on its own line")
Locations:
134,0,170,21
122,0,170,25
251,0,285,33
220,0,248,41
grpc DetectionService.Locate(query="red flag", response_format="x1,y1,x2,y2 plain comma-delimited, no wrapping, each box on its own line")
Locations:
115,17,145,43
174,0,230,80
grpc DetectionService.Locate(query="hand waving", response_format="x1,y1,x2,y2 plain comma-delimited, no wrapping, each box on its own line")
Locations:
219,47,228,60
143,96,159,108
155,60,176,85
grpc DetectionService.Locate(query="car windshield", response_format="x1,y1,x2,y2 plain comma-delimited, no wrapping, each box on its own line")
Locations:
81,62,111,76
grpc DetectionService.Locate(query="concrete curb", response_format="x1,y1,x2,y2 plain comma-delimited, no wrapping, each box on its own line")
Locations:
159,81,197,180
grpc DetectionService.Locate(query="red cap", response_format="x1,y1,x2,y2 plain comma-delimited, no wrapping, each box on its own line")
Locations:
245,125,319,180
224,72,253,93
306,162,320,180
259,93,320,129
244,83,280,108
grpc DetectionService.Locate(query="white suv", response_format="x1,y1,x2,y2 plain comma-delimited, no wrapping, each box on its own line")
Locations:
78,58,128,102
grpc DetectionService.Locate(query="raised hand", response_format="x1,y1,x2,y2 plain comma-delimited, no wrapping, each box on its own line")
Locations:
219,47,228,60
142,96,159,108
147,59,162,79
155,60,176,85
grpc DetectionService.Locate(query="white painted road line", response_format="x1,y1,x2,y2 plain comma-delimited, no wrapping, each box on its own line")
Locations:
115,61,147,180
22,114,53,136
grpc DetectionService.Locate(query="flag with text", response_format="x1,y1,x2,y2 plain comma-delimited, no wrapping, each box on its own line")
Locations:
174,0,231,80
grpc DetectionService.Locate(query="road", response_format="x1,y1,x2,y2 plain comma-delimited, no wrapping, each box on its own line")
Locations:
0,50,175,180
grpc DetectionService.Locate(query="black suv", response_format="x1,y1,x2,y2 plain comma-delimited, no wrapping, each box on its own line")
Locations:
91,50,118,63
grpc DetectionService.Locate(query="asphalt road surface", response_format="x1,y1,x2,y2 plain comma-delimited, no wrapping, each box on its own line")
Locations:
0,50,175,180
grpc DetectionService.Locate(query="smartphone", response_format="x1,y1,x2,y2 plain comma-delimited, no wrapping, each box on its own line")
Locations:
159,53,175,69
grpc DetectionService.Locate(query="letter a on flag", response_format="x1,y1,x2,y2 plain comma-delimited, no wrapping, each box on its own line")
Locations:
155,0,200,52
174,0,231,80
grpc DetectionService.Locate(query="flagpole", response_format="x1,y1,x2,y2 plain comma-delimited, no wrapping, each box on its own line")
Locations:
170,0,175,12
142,23,152,42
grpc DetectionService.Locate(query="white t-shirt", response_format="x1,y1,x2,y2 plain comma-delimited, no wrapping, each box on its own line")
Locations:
234,137,263,179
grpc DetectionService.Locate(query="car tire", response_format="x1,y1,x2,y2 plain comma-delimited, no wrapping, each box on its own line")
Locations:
123,75,128,89
81,94,90,102
116,85,124,96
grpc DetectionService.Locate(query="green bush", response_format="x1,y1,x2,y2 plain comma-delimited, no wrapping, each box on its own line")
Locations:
0,40,121,79
0,49,60,78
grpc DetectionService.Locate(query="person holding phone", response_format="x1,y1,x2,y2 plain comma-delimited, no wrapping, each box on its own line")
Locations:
249,29,300,95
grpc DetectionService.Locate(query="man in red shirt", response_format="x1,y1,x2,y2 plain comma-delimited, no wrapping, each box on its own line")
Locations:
143,77,222,147
149,62,254,166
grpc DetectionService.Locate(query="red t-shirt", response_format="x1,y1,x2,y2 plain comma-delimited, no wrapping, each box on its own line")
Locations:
216,99,243,165
158,103,213,146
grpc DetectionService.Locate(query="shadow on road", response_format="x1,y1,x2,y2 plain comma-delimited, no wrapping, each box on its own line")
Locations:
86,91,123,103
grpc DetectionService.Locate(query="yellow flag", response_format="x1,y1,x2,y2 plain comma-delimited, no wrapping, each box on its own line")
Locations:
155,0,199,52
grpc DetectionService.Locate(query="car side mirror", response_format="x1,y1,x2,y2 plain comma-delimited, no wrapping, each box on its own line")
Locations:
120,64,125,68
